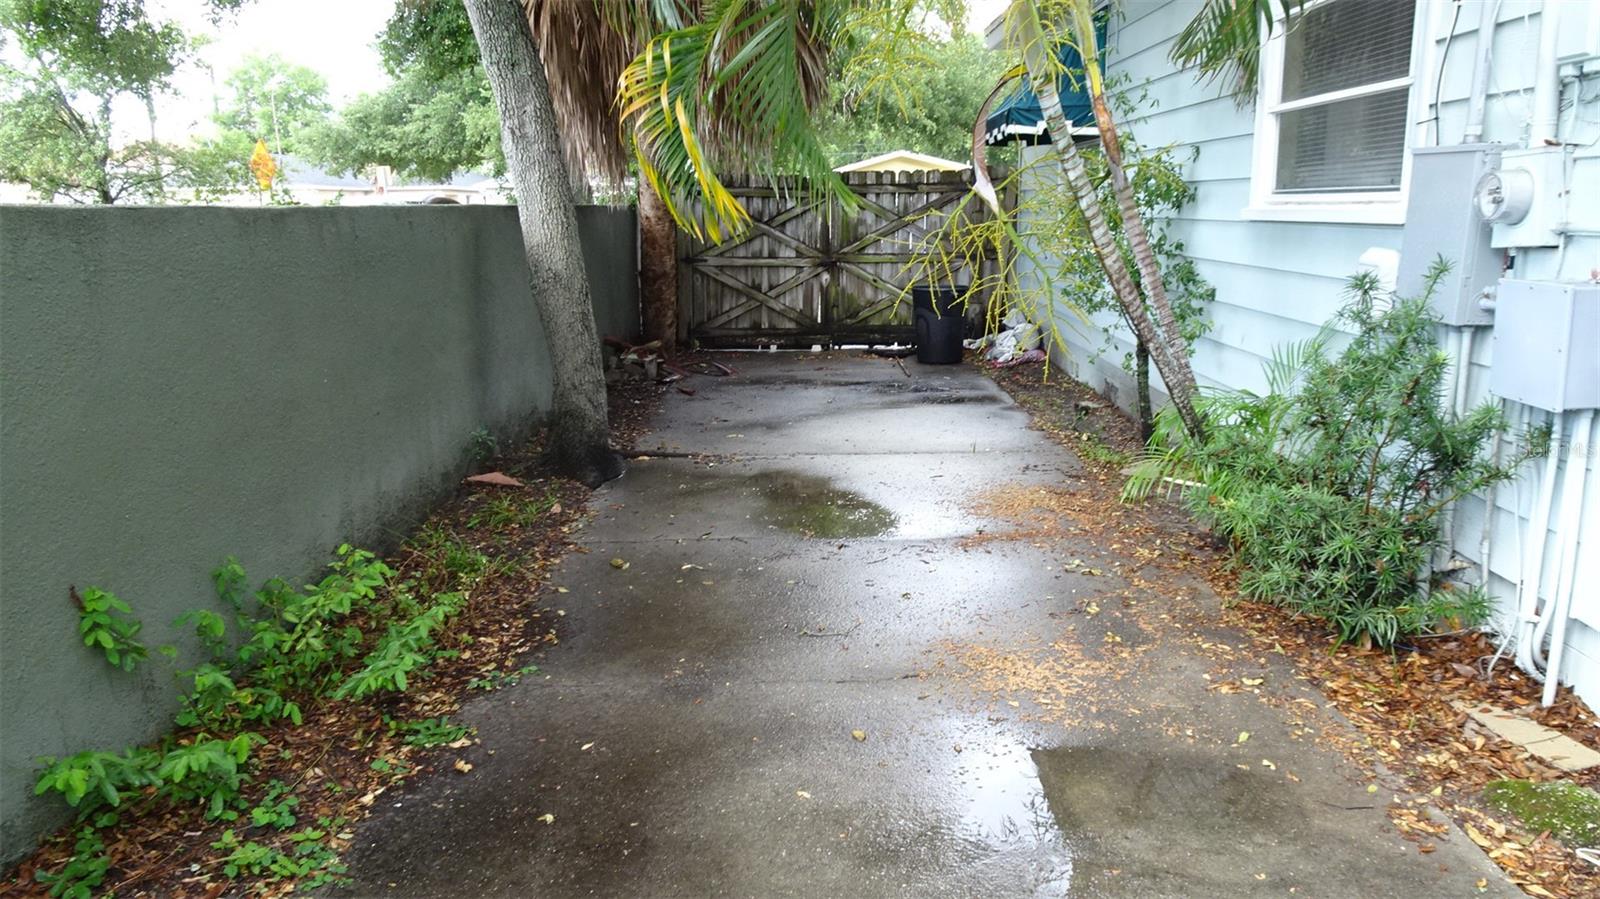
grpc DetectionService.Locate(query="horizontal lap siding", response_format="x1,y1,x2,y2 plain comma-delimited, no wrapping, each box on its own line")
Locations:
1017,0,1600,703
1026,0,1397,410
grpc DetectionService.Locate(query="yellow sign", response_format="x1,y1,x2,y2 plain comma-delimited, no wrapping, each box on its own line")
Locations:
248,139,277,191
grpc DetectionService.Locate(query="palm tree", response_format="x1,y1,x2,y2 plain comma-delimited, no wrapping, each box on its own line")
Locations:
618,0,1214,437
524,0,684,353
1006,0,1205,437
466,0,1298,466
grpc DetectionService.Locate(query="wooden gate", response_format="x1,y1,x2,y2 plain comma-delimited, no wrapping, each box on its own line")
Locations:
678,169,990,348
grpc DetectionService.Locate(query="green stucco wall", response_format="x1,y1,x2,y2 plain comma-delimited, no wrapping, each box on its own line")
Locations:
0,203,637,862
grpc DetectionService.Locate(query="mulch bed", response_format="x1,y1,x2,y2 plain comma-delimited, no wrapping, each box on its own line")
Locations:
2,384,664,898
984,358,1600,898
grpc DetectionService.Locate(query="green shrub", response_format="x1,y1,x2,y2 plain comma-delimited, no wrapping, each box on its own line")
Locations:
34,827,108,899
1126,262,1538,647
74,587,148,672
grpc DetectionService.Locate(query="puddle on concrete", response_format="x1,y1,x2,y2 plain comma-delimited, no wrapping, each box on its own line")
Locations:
936,737,1074,897
1031,745,1316,896
756,473,897,538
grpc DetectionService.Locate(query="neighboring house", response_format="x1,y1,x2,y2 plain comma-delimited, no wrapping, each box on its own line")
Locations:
835,150,971,173
992,1,1600,704
222,156,509,206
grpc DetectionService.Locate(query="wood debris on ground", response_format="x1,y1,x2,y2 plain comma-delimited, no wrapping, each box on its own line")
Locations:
2,383,664,898
982,361,1600,898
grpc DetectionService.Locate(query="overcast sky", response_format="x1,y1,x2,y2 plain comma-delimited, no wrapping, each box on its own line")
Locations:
136,0,1012,145
139,0,394,143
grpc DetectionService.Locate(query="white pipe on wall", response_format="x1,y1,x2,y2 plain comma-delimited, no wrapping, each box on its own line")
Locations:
1480,399,1517,590
1541,410,1596,706
1515,409,1563,678
1464,0,1503,143
1529,0,1563,146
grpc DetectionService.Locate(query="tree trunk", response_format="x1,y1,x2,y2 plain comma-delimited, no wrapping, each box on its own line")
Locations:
1134,338,1153,444
637,177,678,353
1088,94,1201,402
1017,15,1206,440
463,0,621,486
96,96,115,205
144,94,165,198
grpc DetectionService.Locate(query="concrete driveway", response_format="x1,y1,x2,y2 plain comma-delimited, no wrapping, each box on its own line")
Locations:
337,354,1515,898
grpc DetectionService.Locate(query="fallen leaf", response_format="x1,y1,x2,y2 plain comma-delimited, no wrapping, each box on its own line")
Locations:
537,813,555,824
466,471,524,487
550,503,563,514
610,558,630,570
851,729,867,742
1242,677,1264,686
795,790,812,799
1236,731,1251,744
453,759,473,774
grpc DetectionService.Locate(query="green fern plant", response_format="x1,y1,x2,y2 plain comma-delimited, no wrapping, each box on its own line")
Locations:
1124,260,1540,647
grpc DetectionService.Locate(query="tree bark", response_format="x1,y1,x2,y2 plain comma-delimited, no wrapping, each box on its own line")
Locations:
1088,94,1201,400
1134,338,1153,444
463,0,621,486
637,177,678,353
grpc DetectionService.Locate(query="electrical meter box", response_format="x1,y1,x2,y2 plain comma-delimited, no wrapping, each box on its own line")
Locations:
1397,144,1504,326
1481,146,1565,249
1490,280,1600,411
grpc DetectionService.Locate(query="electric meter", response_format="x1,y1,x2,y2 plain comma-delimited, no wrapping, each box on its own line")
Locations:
1474,167,1534,224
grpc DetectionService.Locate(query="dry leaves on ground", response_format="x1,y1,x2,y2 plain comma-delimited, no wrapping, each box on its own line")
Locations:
984,360,1600,898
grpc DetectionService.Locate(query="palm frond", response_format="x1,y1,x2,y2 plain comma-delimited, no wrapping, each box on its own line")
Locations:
1169,0,1306,103
525,0,666,188
619,0,935,240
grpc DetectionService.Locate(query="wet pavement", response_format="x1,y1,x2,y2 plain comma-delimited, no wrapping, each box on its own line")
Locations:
336,354,1517,898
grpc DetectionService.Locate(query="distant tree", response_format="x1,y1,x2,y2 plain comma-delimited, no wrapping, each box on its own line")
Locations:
0,0,189,203
214,52,330,155
819,32,1005,166
304,66,501,183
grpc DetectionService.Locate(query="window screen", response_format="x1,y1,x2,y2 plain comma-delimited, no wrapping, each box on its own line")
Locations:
1276,88,1410,192
1272,0,1416,194
1282,0,1416,102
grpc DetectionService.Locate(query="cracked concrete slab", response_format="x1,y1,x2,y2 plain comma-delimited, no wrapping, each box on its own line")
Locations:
333,354,1516,898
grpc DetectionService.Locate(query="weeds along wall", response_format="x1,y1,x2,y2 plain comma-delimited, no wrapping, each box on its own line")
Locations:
0,203,639,862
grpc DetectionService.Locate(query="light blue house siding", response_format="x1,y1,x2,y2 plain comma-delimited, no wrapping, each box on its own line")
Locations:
1011,0,1600,703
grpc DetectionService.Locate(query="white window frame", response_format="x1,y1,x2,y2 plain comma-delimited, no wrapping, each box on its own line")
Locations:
1243,0,1442,225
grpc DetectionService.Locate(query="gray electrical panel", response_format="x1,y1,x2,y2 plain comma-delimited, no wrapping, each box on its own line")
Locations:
1490,280,1600,411
1396,144,1506,326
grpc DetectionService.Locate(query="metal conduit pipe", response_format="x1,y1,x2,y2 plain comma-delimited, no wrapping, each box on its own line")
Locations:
1463,0,1503,143
1479,399,1516,592
1515,409,1563,679
1541,410,1596,706
1529,0,1563,146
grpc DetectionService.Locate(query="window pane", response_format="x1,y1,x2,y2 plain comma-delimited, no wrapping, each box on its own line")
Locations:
1282,0,1416,102
1275,88,1408,192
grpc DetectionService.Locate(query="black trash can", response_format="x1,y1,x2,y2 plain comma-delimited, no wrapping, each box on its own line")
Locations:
911,284,967,365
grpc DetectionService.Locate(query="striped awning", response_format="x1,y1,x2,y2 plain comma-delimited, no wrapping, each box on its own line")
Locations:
984,18,1107,146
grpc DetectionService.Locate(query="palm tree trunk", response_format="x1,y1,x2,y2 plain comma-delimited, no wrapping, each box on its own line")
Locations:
1061,0,1203,436
1016,10,1205,439
1087,94,1200,394
463,0,621,486
1135,337,1153,443
638,176,679,353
